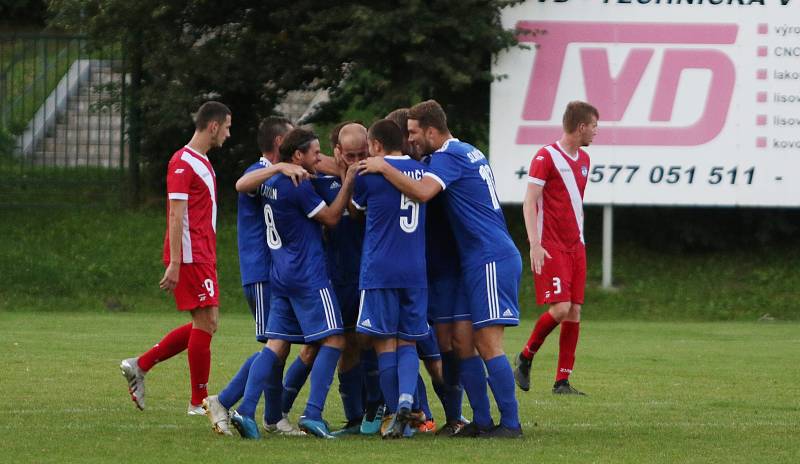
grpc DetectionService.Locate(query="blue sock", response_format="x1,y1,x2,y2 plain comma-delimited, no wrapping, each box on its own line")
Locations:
338,363,364,422
459,355,492,427
416,374,433,420
396,345,419,411
303,346,342,421
377,351,399,414
263,360,284,425
238,347,279,419
441,351,463,421
361,349,382,405
281,355,312,415
485,355,520,429
218,351,258,409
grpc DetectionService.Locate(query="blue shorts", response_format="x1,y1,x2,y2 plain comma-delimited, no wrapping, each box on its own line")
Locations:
427,275,471,324
334,282,359,330
265,285,344,343
416,329,441,361
243,281,270,343
356,288,429,341
462,254,522,329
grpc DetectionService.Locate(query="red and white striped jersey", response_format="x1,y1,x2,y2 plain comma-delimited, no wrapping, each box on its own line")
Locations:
162,145,217,264
527,142,590,252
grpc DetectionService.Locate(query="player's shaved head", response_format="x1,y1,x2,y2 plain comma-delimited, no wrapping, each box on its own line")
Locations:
337,123,367,150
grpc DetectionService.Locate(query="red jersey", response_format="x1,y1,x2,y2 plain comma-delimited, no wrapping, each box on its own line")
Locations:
163,146,218,264
527,142,590,252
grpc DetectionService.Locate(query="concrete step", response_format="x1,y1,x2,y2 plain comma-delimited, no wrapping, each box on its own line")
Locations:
27,153,128,168
56,114,123,129
49,127,123,144
35,141,125,157
66,99,121,113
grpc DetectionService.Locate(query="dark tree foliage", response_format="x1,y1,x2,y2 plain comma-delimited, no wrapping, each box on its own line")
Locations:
0,0,47,26
48,0,522,202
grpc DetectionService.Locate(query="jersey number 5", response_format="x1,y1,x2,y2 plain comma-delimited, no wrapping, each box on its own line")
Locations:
263,204,283,250
400,194,419,233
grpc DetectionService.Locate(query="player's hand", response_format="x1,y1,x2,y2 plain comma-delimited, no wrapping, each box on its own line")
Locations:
530,244,551,275
344,163,359,185
357,157,387,175
159,262,180,291
277,163,310,186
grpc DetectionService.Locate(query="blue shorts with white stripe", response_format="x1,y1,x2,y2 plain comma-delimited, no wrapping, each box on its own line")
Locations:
265,285,344,343
243,281,271,343
462,254,522,329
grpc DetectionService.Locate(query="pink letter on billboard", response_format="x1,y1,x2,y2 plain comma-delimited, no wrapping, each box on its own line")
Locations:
514,22,738,146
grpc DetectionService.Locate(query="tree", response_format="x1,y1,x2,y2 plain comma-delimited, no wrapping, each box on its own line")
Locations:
48,0,521,201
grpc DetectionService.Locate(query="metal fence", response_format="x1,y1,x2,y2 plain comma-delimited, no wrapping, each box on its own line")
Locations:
0,34,128,206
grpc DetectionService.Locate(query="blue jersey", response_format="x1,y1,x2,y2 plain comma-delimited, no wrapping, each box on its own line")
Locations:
422,155,460,280
424,139,519,269
261,174,329,294
312,176,364,285
353,156,427,289
237,157,271,285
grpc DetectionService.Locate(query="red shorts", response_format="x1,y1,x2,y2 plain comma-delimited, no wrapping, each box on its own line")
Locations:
533,246,586,305
172,262,219,311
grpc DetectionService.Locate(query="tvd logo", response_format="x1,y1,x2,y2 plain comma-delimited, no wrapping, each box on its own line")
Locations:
515,21,738,146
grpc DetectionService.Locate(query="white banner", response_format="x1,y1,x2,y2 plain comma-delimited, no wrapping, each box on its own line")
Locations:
490,0,800,206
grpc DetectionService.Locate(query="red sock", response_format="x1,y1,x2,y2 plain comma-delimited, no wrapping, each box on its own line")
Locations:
137,322,192,372
522,311,559,359
556,321,580,382
188,328,213,406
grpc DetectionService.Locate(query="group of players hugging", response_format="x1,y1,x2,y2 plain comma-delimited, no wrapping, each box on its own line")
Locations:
119,97,599,440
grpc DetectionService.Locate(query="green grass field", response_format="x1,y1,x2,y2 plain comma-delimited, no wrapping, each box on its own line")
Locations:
1,203,799,462
1,311,798,463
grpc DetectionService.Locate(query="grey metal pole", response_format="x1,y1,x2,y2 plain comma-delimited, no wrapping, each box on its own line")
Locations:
602,204,613,289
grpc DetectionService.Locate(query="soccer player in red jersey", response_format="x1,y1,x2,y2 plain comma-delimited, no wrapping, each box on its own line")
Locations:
514,101,598,396
120,101,231,414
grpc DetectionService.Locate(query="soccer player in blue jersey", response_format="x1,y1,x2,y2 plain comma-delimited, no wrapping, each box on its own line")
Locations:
352,119,429,439
359,100,523,438
228,128,357,439
311,123,370,434
203,117,310,436
386,108,466,435
275,122,385,435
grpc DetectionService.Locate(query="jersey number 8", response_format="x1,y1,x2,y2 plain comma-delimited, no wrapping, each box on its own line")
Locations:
263,204,283,250
400,194,419,233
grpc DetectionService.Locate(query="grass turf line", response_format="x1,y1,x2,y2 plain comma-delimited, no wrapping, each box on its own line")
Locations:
0,311,797,463
1,206,798,320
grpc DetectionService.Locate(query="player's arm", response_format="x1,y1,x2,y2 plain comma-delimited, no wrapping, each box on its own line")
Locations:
235,163,310,192
522,182,550,275
159,199,186,290
358,157,441,202
315,155,340,176
313,164,358,227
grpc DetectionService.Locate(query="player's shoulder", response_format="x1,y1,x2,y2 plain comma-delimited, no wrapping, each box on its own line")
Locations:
244,156,271,174
532,145,556,163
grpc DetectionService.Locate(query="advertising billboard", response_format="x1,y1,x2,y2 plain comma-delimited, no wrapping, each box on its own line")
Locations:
490,0,800,206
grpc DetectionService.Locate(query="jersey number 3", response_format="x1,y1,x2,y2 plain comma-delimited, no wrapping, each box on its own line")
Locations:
263,204,283,250
400,194,419,233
